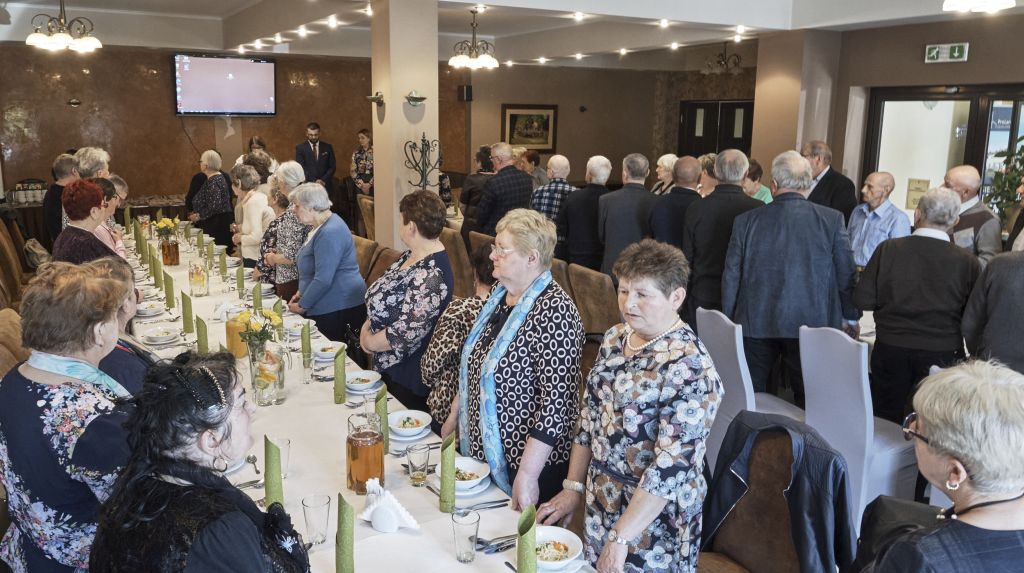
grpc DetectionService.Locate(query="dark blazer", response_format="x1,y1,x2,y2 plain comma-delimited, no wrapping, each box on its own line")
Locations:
962,251,1024,373
295,140,337,185
681,184,761,321
556,183,610,271
649,186,701,251
598,183,656,275
1006,210,1024,252
475,165,533,236
722,192,859,339
808,166,858,224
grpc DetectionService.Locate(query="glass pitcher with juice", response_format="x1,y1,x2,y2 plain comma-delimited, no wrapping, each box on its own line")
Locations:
347,412,384,494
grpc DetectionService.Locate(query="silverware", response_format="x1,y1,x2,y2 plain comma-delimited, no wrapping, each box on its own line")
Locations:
235,479,264,490
485,539,518,554
477,534,517,547
389,441,441,457
504,561,517,572
246,454,260,474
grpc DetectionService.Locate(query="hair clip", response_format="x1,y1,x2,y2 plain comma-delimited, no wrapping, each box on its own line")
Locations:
199,366,228,408
173,368,211,409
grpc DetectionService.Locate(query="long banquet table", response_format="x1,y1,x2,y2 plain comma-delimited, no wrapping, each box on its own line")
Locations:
126,236,594,572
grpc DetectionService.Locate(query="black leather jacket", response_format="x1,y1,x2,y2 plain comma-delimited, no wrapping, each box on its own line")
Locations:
703,410,857,572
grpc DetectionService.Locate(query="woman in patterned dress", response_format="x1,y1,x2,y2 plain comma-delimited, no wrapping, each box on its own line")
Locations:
539,240,723,573
256,162,310,302
0,262,134,571
457,209,585,509
350,128,374,196
187,149,234,248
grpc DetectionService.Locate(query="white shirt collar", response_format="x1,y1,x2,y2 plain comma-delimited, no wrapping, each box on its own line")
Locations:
958,195,979,215
913,228,950,242
810,165,830,191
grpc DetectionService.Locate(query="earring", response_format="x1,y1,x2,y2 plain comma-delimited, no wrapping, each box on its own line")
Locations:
945,480,960,491
213,457,229,472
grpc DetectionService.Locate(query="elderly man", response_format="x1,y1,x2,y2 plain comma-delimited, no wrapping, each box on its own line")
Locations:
556,155,611,270
962,250,1024,373
531,155,575,222
650,156,702,251
476,142,533,236
854,187,981,423
43,153,79,243
801,140,858,223
945,165,1001,268
1007,176,1024,251
848,171,911,269
598,153,656,276
723,151,859,406
681,149,762,326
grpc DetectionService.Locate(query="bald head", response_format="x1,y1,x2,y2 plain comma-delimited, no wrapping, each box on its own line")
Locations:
546,155,570,179
861,171,895,210
673,156,701,189
944,165,982,201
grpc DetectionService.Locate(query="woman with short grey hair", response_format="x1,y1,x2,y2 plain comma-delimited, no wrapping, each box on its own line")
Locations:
870,360,1024,571
286,183,366,343
74,147,111,179
230,164,273,268
259,161,312,301
651,153,678,195
186,150,233,247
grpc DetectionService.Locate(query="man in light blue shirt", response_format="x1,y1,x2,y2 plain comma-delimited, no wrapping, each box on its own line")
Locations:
848,171,911,268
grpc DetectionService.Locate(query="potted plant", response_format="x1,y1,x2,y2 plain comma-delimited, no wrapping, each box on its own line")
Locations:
237,309,288,406
990,134,1024,228
154,217,180,266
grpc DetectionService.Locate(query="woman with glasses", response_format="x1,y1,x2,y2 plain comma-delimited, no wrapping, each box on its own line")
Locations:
455,209,584,510
871,360,1024,571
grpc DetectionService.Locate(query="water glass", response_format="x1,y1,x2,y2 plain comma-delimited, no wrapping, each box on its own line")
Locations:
302,494,331,545
406,444,431,487
451,510,480,564
269,436,291,479
302,350,313,384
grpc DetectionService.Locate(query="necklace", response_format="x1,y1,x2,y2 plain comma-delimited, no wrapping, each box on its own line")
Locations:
939,490,1024,520
625,319,683,353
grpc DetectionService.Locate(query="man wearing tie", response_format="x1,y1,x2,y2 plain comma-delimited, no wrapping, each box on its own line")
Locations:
295,122,336,190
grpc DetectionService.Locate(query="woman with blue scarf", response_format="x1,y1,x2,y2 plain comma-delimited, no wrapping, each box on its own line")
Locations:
455,209,584,509
0,262,133,572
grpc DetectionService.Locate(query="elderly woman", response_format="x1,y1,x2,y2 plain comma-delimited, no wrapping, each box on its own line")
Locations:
258,161,310,301
456,208,583,509
854,187,981,424
870,360,1024,571
187,150,234,247
243,149,275,196
539,239,722,573
90,352,309,571
350,128,374,196
0,262,132,571
287,183,366,343
697,153,718,196
523,149,549,190
459,145,496,246
651,153,678,195
230,164,274,268
422,245,496,435
88,257,151,395
362,190,454,414
52,179,119,264
742,159,773,204
90,177,128,259
234,135,279,173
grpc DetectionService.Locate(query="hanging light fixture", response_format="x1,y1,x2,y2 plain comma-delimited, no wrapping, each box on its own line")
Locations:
448,9,498,70
942,0,1015,12
25,0,102,53
701,42,743,75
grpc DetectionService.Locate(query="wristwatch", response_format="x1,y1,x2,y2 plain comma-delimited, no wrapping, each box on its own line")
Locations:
562,479,584,494
607,529,633,547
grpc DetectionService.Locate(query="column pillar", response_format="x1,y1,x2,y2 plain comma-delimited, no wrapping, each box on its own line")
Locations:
370,0,439,248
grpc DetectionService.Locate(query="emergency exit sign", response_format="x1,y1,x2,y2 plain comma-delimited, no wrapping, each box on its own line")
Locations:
925,43,969,63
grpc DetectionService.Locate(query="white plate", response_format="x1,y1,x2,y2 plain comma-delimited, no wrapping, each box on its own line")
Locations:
346,370,382,391
388,425,431,442
314,344,344,361
226,257,242,267
346,380,384,396
135,302,164,316
428,473,493,498
534,526,585,571
142,326,179,343
388,410,432,437
454,456,491,491
145,334,182,347
224,458,246,476
520,554,586,573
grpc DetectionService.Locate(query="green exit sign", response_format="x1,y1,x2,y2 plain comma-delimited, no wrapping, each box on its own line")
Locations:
925,43,969,63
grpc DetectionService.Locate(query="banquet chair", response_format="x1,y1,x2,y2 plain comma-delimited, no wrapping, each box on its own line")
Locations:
353,236,379,279
550,258,574,300
365,247,401,288
567,264,620,338
468,231,494,256
0,309,29,372
2,218,32,274
696,308,804,476
800,326,918,527
439,227,474,298
0,229,27,309
357,194,375,241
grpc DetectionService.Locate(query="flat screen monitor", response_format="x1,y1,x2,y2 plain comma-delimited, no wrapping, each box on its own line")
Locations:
174,54,276,116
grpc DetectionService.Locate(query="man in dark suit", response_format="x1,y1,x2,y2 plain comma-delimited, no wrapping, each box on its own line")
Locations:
475,142,533,236
723,150,860,406
801,140,858,223
295,121,337,189
598,153,656,276
650,156,702,251
1007,178,1024,251
681,150,762,327
556,155,612,270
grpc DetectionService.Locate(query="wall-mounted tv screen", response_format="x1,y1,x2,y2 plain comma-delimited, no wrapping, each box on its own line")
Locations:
174,54,276,116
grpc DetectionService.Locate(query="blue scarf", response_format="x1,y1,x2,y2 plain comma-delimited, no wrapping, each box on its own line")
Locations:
27,350,132,400
458,271,552,495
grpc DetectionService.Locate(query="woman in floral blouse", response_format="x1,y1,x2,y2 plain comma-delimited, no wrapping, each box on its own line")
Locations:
539,239,723,573
0,262,134,572
350,128,374,196
255,162,310,302
362,190,453,415
187,150,234,248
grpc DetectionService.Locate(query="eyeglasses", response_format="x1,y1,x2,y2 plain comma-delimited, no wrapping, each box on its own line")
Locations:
902,412,929,444
490,244,516,259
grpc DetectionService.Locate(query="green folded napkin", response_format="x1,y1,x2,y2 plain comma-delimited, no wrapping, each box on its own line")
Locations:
152,256,163,289
440,433,456,513
218,343,228,353
517,505,538,573
264,436,284,507
273,298,284,318
336,493,354,573
219,251,227,278
124,205,132,226
301,321,312,364
163,272,175,310
184,221,191,236
197,232,204,250
195,317,208,354
375,387,389,452
252,283,262,309
181,292,194,333
205,242,214,263
333,345,347,404
139,239,148,266
236,266,245,300
156,208,164,221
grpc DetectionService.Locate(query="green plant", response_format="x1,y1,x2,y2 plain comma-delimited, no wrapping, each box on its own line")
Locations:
237,309,281,347
990,134,1024,223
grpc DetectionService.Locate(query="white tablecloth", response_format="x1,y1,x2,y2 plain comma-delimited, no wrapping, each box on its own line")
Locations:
128,239,592,572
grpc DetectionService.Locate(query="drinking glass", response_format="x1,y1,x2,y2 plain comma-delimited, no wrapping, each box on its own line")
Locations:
451,510,480,564
269,435,291,479
302,350,313,384
188,262,209,297
406,444,430,487
302,494,331,546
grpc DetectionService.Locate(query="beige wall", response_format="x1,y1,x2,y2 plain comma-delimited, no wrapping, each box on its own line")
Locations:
750,32,805,176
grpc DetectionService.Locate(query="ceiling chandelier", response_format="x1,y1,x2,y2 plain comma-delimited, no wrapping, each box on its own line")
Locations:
25,0,103,53
701,42,742,76
942,0,1015,12
448,9,498,70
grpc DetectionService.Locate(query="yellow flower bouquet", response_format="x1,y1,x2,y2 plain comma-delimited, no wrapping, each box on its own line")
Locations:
154,217,180,239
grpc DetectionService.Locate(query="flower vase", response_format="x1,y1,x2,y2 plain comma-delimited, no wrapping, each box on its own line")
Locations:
248,340,277,406
160,237,180,266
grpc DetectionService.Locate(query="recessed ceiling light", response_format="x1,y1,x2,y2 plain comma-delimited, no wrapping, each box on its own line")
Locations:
619,48,627,55
573,11,585,21
298,25,307,37
736,24,747,34
670,42,679,50
574,53,583,60
253,39,263,49
328,14,338,28
365,3,373,16
734,34,742,43
538,56,548,64
475,3,487,12
274,33,282,43
505,60,515,67
659,19,669,28
237,45,245,54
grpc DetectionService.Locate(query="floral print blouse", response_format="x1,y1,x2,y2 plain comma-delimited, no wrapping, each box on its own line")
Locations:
0,368,131,572
351,147,373,186
193,173,233,221
575,324,723,573
421,296,486,423
255,208,308,285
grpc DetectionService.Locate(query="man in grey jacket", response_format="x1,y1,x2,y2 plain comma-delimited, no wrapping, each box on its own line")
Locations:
598,153,655,276
945,165,1001,269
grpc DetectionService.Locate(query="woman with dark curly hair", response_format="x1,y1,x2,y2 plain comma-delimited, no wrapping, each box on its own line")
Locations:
90,352,310,572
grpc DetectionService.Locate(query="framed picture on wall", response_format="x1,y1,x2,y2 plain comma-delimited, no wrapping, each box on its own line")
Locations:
500,104,558,153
